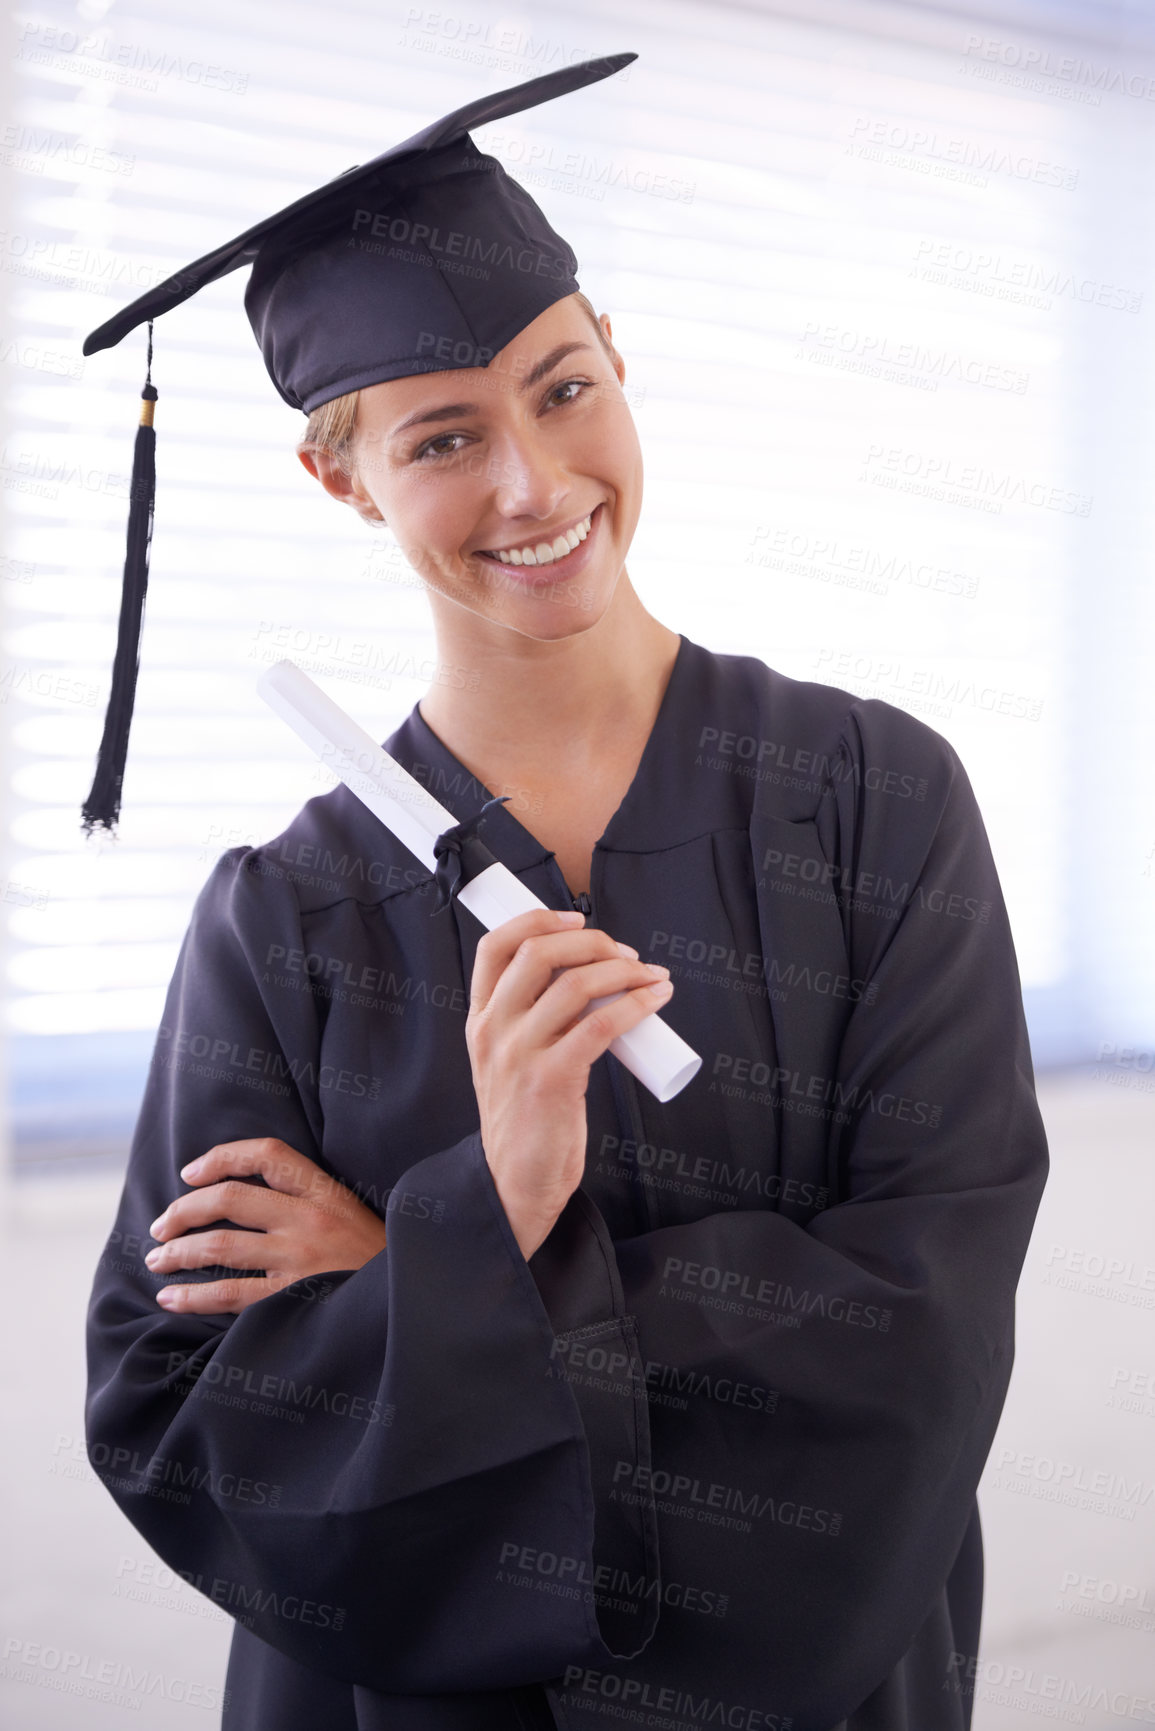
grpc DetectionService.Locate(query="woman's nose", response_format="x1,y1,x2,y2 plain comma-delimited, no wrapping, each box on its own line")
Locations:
489,429,569,521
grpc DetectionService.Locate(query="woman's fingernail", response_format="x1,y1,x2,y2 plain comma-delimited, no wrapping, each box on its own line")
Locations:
648,978,674,995
156,1289,178,1309
180,1158,203,1179
616,942,639,958
557,910,585,924
145,1249,161,1268
644,962,669,975
148,1213,167,1238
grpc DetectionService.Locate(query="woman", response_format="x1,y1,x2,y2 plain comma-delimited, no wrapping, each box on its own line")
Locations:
86,56,1049,1731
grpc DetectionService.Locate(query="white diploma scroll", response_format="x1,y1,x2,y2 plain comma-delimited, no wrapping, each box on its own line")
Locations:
257,659,701,1103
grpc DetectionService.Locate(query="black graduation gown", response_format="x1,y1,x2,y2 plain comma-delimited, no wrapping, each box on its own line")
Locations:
85,633,1049,1730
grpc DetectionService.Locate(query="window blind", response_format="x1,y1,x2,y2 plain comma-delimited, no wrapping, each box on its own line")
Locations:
5,0,1154,1167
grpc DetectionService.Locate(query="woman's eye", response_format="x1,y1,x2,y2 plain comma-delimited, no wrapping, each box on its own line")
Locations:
547,378,590,407
415,432,467,461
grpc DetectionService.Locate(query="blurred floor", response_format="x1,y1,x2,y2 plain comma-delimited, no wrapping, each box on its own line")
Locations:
1,1071,1153,1729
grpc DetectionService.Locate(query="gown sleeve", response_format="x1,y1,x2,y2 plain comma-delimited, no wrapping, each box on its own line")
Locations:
527,696,1051,1727
85,844,658,1697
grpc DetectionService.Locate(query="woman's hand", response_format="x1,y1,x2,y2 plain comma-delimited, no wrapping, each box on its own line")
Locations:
466,907,674,1262
145,1137,389,1315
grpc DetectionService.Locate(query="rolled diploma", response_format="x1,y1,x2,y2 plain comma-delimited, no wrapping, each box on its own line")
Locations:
257,659,701,1103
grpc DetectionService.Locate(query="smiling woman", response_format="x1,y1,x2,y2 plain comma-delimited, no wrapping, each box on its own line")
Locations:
292,287,661,904
298,297,644,657
83,51,1048,1731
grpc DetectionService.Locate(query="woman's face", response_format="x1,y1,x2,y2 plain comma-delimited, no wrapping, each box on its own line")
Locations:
305,294,644,643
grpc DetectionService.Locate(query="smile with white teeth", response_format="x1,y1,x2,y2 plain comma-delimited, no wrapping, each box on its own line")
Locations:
480,510,593,567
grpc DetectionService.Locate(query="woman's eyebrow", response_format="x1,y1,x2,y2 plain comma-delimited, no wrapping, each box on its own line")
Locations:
391,341,593,438
393,400,479,437
519,339,592,389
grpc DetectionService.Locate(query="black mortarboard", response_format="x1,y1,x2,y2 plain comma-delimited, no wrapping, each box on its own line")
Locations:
79,52,636,832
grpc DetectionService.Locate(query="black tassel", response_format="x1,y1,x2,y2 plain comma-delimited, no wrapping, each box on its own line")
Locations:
82,322,158,834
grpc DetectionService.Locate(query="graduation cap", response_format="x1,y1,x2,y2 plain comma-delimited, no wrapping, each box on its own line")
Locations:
80,51,636,834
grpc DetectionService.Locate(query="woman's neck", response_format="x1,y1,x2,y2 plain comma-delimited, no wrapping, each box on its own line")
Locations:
417,577,681,786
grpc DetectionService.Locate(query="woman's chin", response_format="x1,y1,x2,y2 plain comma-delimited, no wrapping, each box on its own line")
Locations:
425,564,622,643
489,590,610,643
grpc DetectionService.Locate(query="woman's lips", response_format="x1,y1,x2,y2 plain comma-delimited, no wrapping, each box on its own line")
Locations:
474,504,602,581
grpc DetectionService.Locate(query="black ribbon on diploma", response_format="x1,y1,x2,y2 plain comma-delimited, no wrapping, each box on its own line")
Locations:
431,795,510,913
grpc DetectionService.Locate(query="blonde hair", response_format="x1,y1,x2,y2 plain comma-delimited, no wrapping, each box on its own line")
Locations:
297,290,611,477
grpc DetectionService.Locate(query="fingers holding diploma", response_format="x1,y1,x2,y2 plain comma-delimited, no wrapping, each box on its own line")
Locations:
466,907,674,1261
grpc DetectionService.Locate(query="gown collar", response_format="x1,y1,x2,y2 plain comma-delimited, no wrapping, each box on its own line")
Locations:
384,632,753,870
